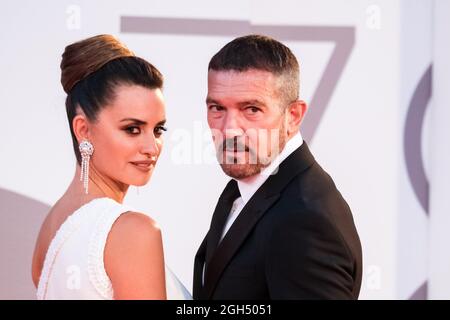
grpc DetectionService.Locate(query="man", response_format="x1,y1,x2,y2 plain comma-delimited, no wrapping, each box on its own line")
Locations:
193,35,362,299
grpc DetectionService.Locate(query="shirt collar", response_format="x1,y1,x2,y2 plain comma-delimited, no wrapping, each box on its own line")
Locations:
236,131,303,204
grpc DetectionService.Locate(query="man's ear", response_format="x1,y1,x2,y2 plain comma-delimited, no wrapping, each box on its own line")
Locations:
72,113,91,143
286,100,307,136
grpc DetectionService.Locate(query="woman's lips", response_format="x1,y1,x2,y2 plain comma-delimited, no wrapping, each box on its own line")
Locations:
130,160,155,172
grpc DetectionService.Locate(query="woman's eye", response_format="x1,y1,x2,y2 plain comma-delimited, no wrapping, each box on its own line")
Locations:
154,126,168,137
125,126,141,135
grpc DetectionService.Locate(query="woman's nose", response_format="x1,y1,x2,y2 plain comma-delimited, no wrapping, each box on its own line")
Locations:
141,135,160,157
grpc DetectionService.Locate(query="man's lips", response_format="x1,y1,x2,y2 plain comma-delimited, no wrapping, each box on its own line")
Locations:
224,148,248,152
222,143,249,152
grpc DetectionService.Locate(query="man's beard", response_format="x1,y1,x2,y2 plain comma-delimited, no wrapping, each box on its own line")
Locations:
216,123,288,180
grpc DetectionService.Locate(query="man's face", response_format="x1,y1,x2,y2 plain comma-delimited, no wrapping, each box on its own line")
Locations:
206,69,289,180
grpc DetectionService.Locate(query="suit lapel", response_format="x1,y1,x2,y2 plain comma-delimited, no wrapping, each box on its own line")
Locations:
203,142,316,298
203,191,280,298
193,180,240,299
193,236,206,299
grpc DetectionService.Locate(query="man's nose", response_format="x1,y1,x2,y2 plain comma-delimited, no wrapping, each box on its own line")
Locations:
223,112,244,138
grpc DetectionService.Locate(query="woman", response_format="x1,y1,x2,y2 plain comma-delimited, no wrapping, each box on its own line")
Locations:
31,34,190,299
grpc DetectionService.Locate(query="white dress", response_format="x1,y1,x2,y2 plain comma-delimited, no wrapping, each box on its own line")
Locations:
36,197,191,300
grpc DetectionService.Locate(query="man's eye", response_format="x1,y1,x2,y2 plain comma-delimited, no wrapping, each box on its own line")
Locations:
246,106,261,114
209,105,225,112
154,126,168,136
125,126,141,135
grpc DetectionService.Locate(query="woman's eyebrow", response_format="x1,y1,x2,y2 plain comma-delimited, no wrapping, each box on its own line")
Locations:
120,118,147,125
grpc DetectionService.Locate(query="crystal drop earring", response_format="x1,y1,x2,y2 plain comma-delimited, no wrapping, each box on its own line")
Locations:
79,140,94,194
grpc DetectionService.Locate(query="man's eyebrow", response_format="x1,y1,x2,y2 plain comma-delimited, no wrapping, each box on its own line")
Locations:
237,100,265,108
120,118,147,125
206,98,265,108
206,97,220,104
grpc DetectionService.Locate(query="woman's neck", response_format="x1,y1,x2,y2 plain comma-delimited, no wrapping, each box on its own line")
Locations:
69,164,129,204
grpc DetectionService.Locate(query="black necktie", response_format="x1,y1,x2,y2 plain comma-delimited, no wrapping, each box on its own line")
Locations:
205,180,241,266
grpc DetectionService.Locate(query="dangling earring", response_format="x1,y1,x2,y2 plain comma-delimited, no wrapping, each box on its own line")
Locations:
79,140,94,194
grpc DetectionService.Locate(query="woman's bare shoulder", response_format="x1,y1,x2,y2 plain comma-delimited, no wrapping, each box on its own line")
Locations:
110,211,161,239
104,211,166,299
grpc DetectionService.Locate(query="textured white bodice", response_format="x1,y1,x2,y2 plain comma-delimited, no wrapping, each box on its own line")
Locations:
36,197,191,300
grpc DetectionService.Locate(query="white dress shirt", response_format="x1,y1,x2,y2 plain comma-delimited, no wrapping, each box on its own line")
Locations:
219,132,304,242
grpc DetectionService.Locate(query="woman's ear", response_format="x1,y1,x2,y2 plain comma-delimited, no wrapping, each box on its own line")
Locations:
287,100,307,136
72,113,91,143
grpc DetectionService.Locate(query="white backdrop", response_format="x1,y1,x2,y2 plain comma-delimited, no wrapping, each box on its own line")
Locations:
429,0,450,300
1,0,449,299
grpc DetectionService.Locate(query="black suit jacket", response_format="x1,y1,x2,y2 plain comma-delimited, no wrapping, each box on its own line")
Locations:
193,142,362,299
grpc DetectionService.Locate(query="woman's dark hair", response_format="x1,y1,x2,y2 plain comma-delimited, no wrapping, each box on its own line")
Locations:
61,34,163,165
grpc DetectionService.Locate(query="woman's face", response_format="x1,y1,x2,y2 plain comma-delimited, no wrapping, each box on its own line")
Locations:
88,84,166,187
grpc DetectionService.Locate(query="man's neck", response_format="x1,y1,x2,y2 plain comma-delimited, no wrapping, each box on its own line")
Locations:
236,131,303,203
